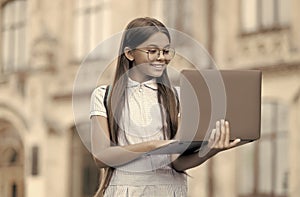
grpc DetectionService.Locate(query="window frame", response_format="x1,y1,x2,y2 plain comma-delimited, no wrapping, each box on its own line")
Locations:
238,100,289,197
73,0,109,62
1,0,27,73
163,0,191,35
239,0,290,36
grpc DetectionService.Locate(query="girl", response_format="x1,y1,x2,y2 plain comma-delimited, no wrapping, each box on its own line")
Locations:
90,17,240,197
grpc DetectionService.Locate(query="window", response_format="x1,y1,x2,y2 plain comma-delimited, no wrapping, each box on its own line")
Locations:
163,0,191,34
149,0,164,22
238,101,289,197
31,146,39,176
73,0,110,60
70,125,99,197
11,183,17,197
82,165,99,196
240,0,290,33
1,0,27,72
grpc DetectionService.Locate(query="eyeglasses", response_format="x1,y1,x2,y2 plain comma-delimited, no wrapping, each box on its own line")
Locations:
135,47,175,61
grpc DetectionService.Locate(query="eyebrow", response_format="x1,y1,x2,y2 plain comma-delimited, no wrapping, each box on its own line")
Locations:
145,44,171,48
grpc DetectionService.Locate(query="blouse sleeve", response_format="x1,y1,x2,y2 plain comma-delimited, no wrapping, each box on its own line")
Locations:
90,85,108,118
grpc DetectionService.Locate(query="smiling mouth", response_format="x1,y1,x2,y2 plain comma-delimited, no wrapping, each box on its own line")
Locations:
151,64,165,69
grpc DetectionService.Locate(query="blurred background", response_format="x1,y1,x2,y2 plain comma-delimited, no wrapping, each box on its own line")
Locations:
0,0,299,197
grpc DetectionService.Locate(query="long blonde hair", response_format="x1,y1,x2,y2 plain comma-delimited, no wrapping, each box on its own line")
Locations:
95,17,179,196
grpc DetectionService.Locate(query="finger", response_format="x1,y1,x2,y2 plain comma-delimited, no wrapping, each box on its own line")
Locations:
224,121,230,147
218,120,226,148
209,129,216,141
214,121,221,148
229,138,241,148
209,129,216,147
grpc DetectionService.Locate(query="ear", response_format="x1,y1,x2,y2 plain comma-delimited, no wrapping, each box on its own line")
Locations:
124,47,134,61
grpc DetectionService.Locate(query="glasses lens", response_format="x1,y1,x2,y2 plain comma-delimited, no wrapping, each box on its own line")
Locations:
163,48,175,60
148,49,159,61
148,48,175,61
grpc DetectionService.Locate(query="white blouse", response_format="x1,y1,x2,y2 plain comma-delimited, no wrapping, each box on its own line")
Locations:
90,78,186,196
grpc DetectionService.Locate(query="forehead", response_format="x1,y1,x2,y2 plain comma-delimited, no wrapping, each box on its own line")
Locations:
138,32,170,48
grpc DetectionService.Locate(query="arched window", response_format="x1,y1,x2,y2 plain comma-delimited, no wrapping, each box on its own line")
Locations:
0,122,24,197
2,147,18,165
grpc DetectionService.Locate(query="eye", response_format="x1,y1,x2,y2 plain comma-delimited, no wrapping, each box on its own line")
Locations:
163,49,170,55
147,49,159,54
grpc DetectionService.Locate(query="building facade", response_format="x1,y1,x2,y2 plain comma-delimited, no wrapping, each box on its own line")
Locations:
0,0,299,197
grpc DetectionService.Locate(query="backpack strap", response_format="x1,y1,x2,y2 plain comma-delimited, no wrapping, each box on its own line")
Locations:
103,85,111,112
173,86,180,113
103,85,113,144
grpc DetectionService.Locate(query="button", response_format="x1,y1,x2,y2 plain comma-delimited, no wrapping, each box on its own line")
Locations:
139,85,143,92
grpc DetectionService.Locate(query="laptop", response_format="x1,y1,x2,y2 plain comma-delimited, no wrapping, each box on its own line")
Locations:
149,69,261,155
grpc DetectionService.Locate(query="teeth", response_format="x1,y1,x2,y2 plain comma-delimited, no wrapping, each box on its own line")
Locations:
152,64,163,68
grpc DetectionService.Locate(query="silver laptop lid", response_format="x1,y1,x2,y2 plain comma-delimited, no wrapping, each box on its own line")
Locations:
178,69,262,142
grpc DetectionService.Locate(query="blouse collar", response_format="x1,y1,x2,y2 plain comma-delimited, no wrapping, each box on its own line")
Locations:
127,77,158,90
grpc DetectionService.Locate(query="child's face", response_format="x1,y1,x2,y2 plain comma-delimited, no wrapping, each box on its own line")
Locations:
129,32,172,82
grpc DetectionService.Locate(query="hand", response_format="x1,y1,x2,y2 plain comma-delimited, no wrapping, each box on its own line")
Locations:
208,119,240,151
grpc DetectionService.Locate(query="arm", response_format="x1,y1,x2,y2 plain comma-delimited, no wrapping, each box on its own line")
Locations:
171,119,240,171
91,115,175,168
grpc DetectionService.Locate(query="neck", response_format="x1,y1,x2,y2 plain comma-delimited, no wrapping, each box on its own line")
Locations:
129,71,153,83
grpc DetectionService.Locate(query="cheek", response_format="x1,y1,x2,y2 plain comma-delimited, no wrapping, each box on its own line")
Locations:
137,63,151,72
132,57,150,69
134,56,148,65
132,51,148,63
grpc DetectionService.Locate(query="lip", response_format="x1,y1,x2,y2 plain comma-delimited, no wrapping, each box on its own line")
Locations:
150,64,165,69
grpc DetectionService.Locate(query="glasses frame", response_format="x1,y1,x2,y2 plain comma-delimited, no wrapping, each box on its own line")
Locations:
134,47,175,61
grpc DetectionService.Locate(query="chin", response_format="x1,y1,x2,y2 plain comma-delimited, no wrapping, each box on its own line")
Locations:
150,70,165,78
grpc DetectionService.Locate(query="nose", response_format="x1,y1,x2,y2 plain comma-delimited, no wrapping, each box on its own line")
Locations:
157,50,165,60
